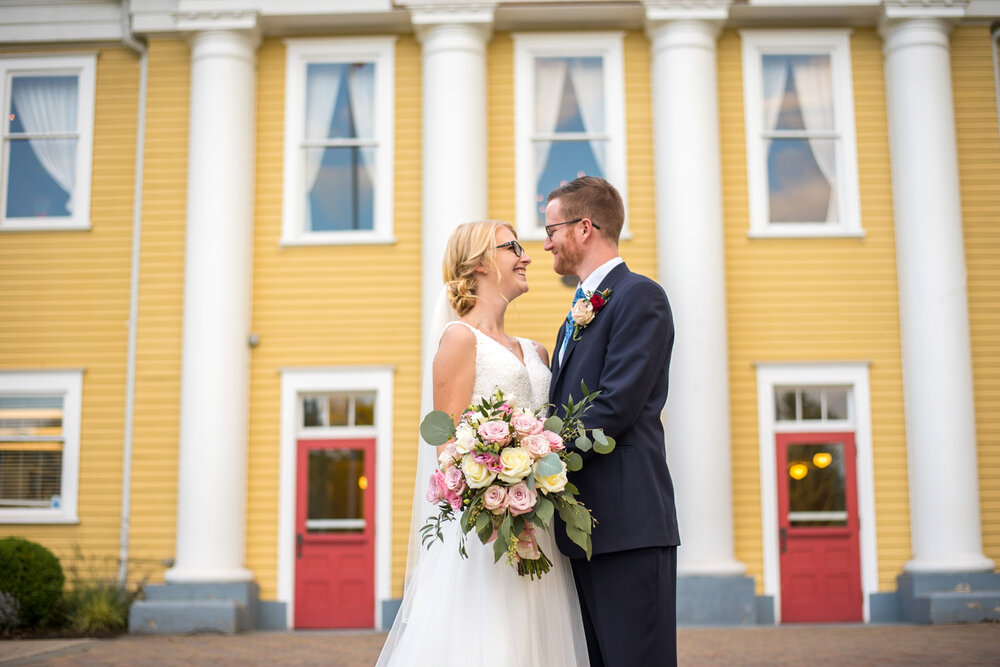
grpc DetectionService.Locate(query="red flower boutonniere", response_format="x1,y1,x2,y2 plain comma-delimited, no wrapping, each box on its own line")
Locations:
570,289,612,341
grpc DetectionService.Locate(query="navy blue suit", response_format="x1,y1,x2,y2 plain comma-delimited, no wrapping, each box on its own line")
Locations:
550,262,679,667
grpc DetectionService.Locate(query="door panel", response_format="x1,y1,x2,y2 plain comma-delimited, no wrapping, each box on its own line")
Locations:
294,438,375,628
777,432,862,623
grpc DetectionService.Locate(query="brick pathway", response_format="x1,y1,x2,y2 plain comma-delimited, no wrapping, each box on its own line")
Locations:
1,624,997,666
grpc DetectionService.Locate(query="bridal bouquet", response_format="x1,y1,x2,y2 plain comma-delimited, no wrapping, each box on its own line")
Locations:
419,383,614,579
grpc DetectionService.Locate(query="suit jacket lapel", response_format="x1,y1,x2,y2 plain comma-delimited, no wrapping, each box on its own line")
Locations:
551,262,630,390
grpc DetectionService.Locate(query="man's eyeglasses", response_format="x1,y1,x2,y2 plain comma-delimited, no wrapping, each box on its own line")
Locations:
496,239,525,257
544,218,601,240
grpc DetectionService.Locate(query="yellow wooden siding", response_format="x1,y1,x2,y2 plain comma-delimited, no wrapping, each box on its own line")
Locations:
0,47,139,573
719,28,910,593
951,26,1000,566
487,30,658,356
125,39,190,584
246,36,424,599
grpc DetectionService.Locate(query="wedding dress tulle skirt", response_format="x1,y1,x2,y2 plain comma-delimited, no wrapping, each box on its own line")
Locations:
376,519,590,667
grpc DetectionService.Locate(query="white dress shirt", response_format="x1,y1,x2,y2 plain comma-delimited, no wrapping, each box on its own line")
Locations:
558,256,624,365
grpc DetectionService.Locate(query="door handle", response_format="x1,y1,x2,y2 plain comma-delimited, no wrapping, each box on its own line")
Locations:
296,533,303,559
780,527,787,554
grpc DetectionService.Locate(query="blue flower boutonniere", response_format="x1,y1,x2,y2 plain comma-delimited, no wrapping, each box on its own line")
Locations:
570,289,612,341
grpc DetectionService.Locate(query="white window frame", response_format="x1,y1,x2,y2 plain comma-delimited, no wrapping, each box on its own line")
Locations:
741,30,862,238
513,32,628,241
755,361,877,623
282,37,396,246
0,370,83,524
278,366,394,629
0,54,95,232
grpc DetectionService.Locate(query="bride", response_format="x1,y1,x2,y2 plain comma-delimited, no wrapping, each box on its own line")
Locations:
376,221,589,667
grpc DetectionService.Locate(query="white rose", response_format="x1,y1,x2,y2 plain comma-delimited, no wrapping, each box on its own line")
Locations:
571,297,595,326
437,443,458,470
454,423,476,454
461,453,497,489
534,459,569,494
497,447,533,484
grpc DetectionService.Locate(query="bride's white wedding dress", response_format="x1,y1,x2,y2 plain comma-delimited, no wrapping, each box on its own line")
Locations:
376,321,590,667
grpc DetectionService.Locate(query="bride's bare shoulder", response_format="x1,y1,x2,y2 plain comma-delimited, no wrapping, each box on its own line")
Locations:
438,321,476,349
531,340,550,366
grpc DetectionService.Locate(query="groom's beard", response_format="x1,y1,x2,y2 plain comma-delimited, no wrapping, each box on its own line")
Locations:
552,240,583,278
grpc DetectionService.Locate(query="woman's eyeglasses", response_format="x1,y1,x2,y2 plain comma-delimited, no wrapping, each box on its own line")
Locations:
495,240,525,257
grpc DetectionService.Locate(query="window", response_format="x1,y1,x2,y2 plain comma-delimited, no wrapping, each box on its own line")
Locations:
1,55,96,231
514,33,627,240
741,31,861,237
774,386,850,423
0,371,82,523
283,38,395,245
300,391,376,430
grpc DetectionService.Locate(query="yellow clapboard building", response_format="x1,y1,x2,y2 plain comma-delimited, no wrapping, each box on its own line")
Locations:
1,0,998,631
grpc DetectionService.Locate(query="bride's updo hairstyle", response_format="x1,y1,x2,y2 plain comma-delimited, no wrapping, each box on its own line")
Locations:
443,220,517,317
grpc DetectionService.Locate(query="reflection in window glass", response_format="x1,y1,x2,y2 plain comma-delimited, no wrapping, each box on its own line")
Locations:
801,389,822,420
303,397,324,427
328,395,349,426
0,394,65,508
775,390,797,421
307,448,364,532
354,393,375,426
826,389,847,420
787,443,846,526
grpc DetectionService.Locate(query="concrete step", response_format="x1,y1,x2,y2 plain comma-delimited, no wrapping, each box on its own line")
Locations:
920,591,1000,624
129,598,252,634
897,572,1000,624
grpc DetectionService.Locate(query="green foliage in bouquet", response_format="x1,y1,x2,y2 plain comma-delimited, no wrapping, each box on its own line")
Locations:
419,382,615,574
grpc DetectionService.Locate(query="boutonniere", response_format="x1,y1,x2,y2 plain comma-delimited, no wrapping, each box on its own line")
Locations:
570,289,612,341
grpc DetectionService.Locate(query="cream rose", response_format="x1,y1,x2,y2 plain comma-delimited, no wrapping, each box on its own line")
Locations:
461,452,497,489
437,442,458,470
534,459,569,494
571,297,595,327
454,423,477,454
497,446,533,484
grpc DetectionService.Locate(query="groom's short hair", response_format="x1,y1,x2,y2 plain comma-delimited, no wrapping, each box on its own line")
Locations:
547,176,625,244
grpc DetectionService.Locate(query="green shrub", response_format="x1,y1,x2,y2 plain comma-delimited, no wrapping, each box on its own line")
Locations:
0,537,64,628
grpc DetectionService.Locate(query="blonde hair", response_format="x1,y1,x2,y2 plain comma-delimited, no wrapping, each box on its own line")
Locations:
443,220,517,317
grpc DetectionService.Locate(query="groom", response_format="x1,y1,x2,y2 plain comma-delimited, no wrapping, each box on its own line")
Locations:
545,176,680,667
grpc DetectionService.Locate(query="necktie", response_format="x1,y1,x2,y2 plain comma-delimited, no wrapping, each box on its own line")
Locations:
560,287,586,362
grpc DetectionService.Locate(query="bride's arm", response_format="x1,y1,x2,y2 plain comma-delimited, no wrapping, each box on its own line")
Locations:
432,324,476,456
532,341,549,367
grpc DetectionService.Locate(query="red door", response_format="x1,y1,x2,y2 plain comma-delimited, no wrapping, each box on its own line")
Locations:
294,438,375,628
777,432,862,623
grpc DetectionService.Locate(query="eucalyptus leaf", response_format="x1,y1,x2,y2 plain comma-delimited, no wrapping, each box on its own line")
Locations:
593,431,615,455
566,523,589,556
475,511,490,532
420,410,456,446
543,415,564,433
534,452,563,477
565,451,583,472
575,435,592,452
535,496,554,524
492,532,507,562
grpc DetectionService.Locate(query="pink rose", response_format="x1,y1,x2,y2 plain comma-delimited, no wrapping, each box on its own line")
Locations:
521,433,551,459
426,470,446,503
444,466,466,494
498,403,513,416
481,485,508,514
506,481,538,516
478,420,511,444
472,450,502,472
510,412,543,437
445,488,462,511
542,430,565,451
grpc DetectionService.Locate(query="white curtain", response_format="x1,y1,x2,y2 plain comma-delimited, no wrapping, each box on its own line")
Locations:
533,58,568,197
567,58,606,174
347,63,376,190
761,56,789,157
304,64,343,227
11,76,78,214
791,56,838,223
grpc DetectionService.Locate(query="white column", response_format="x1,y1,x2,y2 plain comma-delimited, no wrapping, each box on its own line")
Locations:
647,9,745,576
880,15,994,573
411,6,493,411
166,28,259,583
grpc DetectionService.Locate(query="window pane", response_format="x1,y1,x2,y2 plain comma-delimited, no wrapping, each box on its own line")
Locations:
0,450,62,508
787,443,846,526
0,395,63,438
305,146,374,231
305,63,375,141
6,139,75,218
302,397,324,427
535,57,604,134
307,448,364,532
767,137,835,223
533,139,604,227
775,389,797,421
354,393,375,426
762,54,833,133
826,389,848,420
801,389,822,420
9,75,78,133
328,395,349,426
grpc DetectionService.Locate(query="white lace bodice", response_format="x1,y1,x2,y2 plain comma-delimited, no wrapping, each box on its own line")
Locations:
443,321,551,414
